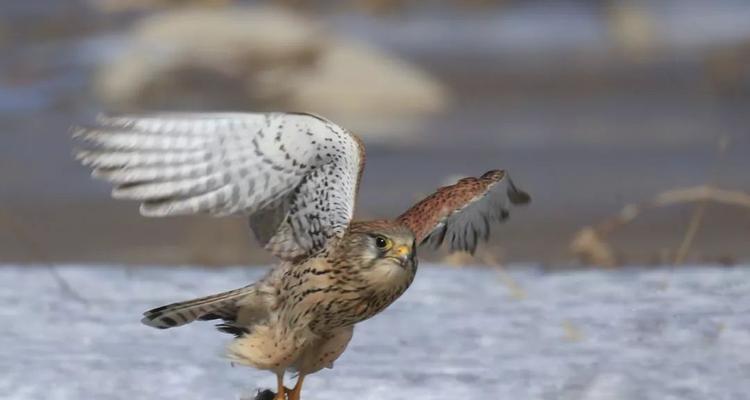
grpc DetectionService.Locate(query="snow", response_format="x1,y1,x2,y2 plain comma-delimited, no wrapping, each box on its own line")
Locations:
1,264,748,400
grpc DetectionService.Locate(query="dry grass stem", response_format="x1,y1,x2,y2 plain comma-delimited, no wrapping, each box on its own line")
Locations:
570,185,750,267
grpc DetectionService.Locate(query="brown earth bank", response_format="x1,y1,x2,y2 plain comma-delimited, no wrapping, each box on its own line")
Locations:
1,200,748,268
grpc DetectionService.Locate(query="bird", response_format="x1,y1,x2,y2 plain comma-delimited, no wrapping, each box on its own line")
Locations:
73,111,530,400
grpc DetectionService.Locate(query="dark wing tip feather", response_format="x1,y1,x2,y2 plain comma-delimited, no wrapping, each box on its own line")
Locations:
506,176,531,205
427,224,448,248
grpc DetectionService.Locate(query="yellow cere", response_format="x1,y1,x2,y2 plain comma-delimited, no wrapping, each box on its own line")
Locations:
394,245,409,257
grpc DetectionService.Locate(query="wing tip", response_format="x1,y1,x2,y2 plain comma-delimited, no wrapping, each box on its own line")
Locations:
481,169,505,181
95,112,129,127
506,176,531,205
71,125,91,140
72,148,90,164
139,202,171,217
482,169,531,205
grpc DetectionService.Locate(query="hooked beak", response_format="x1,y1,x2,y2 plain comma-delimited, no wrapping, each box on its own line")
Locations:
390,245,411,266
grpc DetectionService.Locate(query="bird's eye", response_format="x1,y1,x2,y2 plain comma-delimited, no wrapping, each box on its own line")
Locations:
374,236,391,250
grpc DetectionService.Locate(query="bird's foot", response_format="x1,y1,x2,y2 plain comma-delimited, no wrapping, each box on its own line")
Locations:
271,386,291,400
252,387,288,400
287,381,303,400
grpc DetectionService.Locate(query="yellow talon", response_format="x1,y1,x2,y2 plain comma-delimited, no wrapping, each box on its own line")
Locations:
287,374,305,400
273,374,288,400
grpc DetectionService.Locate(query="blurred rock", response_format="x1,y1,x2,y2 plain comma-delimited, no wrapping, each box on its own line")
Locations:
94,6,449,141
95,6,324,108
283,39,448,137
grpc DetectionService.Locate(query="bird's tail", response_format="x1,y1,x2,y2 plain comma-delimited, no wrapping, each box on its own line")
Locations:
141,285,255,329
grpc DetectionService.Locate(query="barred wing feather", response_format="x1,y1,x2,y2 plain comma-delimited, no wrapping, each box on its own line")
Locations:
74,112,364,260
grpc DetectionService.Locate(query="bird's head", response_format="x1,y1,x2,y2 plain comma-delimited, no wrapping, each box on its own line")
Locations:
337,220,417,287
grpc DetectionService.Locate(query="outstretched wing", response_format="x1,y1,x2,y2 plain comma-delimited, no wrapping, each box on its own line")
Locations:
396,170,530,254
74,112,365,260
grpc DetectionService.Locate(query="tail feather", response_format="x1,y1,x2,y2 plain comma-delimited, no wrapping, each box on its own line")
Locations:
142,285,255,329
216,322,250,337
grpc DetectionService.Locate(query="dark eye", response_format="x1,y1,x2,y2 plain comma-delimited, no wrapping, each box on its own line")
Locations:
375,236,388,249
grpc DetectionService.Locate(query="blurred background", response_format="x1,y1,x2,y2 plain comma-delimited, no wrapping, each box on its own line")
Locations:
1,0,749,268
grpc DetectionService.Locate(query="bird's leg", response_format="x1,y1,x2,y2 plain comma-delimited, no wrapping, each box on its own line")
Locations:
274,373,288,400
287,374,306,400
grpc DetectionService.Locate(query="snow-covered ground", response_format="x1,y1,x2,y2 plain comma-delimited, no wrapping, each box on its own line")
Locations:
1,264,748,400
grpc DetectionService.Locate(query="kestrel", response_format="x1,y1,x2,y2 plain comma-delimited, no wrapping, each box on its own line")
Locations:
74,112,530,400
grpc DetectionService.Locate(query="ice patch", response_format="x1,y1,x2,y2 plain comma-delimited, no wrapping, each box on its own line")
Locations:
0,264,748,400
